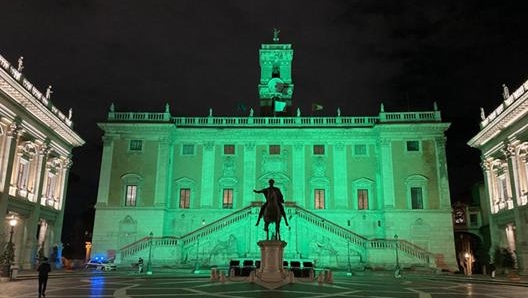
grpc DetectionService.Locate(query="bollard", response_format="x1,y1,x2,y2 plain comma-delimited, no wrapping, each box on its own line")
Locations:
220,271,226,283
317,271,324,284
326,270,333,283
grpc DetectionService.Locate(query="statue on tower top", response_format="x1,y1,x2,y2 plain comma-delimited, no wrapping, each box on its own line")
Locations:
273,28,280,42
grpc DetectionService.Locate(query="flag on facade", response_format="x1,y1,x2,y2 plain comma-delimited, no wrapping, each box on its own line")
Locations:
274,99,287,112
311,104,323,111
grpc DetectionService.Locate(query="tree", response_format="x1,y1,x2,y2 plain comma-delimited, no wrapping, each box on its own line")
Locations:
0,242,15,277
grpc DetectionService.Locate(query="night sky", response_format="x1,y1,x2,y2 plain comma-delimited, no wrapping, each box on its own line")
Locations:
1,1,527,244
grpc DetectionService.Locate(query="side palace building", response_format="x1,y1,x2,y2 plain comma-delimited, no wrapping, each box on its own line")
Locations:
0,54,84,270
92,36,457,271
469,79,528,274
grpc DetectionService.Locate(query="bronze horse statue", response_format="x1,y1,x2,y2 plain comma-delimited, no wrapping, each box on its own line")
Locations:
263,188,282,240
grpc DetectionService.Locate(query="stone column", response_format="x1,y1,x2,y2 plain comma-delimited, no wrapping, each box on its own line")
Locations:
53,158,73,255
504,142,527,273
200,141,215,208
95,135,115,207
333,143,347,208
21,142,50,269
482,159,500,261
0,122,21,222
378,137,395,208
243,142,256,206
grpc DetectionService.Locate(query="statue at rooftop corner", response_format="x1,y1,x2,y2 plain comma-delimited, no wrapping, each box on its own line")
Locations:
45,85,53,99
254,179,289,240
273,28,280,42
480,107,486,121
502,83,510,100
208,108,213,117
249,108,254,117
380,103,385,112
296,108,301,117
433,101,438,111
68,108,72,120
17,56,24,72
165,103,169,113
110,103,115,112
337,107,341,117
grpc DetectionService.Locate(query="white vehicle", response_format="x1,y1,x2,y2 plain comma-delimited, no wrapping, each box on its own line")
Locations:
84,258,116,271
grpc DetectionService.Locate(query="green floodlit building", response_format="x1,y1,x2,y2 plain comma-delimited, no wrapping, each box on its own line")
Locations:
92,35,457,271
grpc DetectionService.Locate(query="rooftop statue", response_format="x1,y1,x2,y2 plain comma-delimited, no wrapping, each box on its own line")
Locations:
273,28,280,42
296,108,301,117
68,108,72,120
17,56,24,72
45,85,53,99
337,107,341,117
208,108,213,117
480,107,486,121
502,83,510,100
249,108,254,117
110,103,115,112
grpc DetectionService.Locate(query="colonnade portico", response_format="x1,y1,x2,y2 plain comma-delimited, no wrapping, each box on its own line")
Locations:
0,53,84,271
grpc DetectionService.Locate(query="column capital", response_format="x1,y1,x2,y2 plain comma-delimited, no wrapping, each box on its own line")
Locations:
7,120,22,137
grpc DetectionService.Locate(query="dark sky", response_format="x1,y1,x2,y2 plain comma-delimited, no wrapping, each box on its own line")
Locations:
1,0,527,224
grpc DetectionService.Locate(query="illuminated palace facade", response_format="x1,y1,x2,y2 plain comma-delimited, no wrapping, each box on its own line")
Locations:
469,79,528,274
0,54,84,269
92,38,457,270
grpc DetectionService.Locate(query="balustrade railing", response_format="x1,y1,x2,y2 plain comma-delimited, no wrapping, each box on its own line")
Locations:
107,112,441,127
120,236,178,259
180,206,253,246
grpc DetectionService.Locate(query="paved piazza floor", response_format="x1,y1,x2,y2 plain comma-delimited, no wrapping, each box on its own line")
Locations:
0,271,527,298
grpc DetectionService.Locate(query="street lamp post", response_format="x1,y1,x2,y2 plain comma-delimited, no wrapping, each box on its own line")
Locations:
394,234,401,278
146,232,153,275
8,217,17,280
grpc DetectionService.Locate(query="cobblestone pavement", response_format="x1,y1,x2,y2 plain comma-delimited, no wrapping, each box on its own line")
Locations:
0,269,526,298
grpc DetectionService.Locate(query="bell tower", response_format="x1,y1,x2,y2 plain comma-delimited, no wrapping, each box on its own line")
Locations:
258,29,294,116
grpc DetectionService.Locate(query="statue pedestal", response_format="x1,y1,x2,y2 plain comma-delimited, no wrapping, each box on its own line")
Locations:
256,240,288,282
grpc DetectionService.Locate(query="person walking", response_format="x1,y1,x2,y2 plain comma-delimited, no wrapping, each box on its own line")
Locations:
37,257,51,297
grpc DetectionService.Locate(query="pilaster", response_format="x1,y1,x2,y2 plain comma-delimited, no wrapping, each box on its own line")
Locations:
379,137,395,208
154,138,170,207
434,137,452,209
95,135,115,207
292,143,305,205
200,141,215,208
333,143,347,208
243,142,256,206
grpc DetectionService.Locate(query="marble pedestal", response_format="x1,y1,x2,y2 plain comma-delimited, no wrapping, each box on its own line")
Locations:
256,240,289,282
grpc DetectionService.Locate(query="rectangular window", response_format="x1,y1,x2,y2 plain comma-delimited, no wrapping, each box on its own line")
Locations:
45,174,57,199
179,188,190,209
411,187,423,209
223,189,233,209
354,144,367,155
129,140,143,151
182,144,194,155
358,189,368,210
314,189,325,209
313,145,325,155
224,144,235,155
17,162,28,189
406,140,420,152
269,145,280,155
125,185,137,206
469,214,478,226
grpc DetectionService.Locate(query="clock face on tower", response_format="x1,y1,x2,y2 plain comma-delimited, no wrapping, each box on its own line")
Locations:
267,78,285,94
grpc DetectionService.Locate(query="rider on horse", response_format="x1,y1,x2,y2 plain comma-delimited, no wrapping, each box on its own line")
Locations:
254,179,289,226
